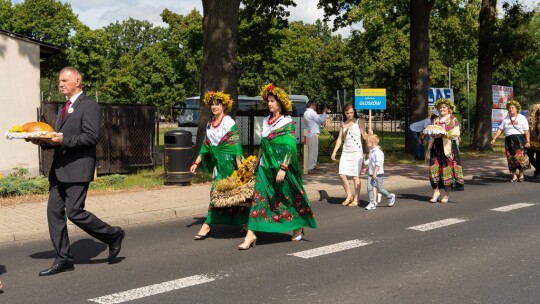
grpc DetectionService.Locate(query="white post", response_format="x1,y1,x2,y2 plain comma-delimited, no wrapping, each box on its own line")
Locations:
303,129,309,175
369,109,372,132
466,62,470,145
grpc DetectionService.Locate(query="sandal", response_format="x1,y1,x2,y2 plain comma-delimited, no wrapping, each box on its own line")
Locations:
341,197,353,206
194,225,211,240
518,173,524,182
348,200,358,207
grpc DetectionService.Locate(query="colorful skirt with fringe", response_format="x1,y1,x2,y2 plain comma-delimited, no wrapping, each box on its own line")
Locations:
429,138,464,191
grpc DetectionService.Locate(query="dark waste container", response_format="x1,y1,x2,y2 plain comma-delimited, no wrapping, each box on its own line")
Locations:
164,129,193,185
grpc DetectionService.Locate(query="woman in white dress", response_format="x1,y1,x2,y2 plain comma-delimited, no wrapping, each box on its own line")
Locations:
331,103,369,206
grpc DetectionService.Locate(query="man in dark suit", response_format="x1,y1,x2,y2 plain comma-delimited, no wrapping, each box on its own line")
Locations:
31,67,125,276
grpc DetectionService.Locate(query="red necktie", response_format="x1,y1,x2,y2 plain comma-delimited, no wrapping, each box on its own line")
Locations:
61,100,71,123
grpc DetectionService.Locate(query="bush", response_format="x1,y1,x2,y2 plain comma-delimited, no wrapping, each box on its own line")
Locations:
90,174,127,189
0,174,49,197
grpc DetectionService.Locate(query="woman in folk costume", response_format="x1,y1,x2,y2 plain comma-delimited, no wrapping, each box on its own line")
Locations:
526,103,540,179
490,100,531,182
428,98,464,204
238,84,317,250
190,91,249,240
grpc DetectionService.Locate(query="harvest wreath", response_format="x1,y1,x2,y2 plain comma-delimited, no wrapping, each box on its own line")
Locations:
210,155,257,208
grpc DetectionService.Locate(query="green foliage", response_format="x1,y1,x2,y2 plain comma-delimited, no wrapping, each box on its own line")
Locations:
0,0,12,30
0,168,48,198
90,174,126,189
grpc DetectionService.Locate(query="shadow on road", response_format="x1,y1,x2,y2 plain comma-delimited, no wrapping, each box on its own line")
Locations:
29,239,107,264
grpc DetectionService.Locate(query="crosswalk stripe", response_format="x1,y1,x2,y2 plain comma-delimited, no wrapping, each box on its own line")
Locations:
407,218,468,231
88,274,216,304
491,203,535,212
288,239,372,259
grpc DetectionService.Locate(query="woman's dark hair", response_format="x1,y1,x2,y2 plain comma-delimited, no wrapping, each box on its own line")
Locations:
267,93,291,116
342,103,359,122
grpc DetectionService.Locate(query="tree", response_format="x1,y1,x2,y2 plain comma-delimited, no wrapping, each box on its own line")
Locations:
0,0,12,30
103,18,167,69
194,0,242,155
473,1,537,151
408,0,435,153
66,25,112,99
194,0,296,154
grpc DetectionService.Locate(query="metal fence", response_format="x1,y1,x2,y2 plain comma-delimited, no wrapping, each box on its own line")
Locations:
39,102,158,176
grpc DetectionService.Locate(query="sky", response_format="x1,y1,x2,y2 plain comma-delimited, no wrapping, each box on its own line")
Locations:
11,0,540,37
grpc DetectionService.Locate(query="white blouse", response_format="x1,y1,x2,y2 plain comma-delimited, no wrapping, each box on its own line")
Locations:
262,115,293,138
207,115,235,145
497,114,529,136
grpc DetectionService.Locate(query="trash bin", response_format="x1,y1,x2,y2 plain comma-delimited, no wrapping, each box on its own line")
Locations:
164,129,193,185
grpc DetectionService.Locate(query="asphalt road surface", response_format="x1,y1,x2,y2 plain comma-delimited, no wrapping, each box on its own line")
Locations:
1,176,539,304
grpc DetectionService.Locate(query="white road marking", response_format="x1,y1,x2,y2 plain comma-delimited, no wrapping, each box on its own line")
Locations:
407,218,468,232
288,239,372,259
491,203,535,212
88,274,217,304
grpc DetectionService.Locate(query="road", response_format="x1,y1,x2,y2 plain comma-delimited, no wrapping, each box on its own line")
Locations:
1,177,539,304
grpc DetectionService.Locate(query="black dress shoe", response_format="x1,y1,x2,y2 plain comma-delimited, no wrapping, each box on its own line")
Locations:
39,261,74,276
108,228,125,262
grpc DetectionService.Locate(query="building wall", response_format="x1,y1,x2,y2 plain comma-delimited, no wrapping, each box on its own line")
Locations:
0,34,42,177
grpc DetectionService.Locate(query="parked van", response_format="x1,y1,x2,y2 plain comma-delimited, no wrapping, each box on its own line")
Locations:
178,95,309,145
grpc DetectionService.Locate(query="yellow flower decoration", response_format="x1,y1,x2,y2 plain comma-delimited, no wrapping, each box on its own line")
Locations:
434,98,457,113
505,100,521,112
260,83,293,112
203,91,234,113
214,155,258,191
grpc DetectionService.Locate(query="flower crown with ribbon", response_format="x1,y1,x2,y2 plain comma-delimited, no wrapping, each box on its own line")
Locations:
433,98,457,113
506,100,521,112
260,83,293,112
203,91,234,113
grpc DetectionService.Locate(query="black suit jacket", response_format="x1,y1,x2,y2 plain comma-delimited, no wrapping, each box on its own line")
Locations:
44,95,100,183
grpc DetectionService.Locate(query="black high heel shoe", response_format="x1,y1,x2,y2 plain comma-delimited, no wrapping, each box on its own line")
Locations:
194,226,211,240
193,233,209,240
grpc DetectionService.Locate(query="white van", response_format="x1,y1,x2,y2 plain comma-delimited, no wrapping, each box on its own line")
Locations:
178,95,309,145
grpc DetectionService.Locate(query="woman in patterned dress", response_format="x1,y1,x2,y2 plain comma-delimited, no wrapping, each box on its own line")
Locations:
190,91,249,240
238,84,317,250
490,100,531,182
428,98,464,204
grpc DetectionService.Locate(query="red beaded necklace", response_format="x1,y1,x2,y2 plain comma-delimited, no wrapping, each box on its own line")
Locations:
211,114,225,128
267,114,282,125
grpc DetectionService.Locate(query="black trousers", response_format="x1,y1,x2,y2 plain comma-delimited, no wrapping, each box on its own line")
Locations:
47,179,119,263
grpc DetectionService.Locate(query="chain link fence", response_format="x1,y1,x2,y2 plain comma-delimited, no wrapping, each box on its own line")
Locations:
39,102,158,176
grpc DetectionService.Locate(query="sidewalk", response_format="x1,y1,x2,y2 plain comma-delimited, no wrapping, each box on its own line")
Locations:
0,156,510,244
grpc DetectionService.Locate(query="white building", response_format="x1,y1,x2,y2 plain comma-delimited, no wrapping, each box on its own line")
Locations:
0,30,62,177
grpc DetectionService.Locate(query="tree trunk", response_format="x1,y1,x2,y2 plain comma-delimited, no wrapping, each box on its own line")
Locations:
408,0,435,155
194,0,241,157
473,0,497,151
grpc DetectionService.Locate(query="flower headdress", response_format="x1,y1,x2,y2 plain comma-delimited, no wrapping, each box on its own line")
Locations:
203,91,234,113
434,98,457,113
505,100,521,112
260,83,293,112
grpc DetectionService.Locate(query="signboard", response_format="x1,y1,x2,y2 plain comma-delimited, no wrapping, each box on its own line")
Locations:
354,88,386,110
491,85,513,132
492,85,513,109
428,88,454,115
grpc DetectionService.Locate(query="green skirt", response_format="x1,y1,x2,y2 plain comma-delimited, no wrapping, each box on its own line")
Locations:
247,166,317,233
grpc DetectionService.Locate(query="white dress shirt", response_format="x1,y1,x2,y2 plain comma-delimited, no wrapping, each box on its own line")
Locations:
303,107,327,138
